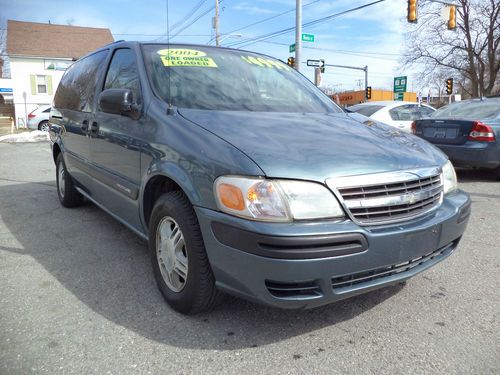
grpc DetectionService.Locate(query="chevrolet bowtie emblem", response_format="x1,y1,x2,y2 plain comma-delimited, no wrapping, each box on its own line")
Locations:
407,193,417,205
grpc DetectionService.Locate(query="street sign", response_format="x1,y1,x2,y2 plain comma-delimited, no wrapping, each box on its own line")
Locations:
290,34,315,52
394,92,404,101
302,33,315,42
393,76,407,93
393,76,407,101
307,59,324,67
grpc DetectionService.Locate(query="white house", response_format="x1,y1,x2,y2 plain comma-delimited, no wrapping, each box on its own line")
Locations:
6,20,113,127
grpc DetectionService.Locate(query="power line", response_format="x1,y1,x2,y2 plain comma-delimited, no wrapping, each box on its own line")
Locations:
169,1,225,41
241,39,399,61
153,0,212,41
208,0,321,44
226,0,386,48
170,0,208,34
170,6,215,40
232,0,386,48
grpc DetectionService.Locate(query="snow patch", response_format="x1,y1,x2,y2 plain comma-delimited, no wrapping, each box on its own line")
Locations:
0,131,50,143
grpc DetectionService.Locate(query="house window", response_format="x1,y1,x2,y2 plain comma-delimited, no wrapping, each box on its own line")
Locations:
36,75,47,94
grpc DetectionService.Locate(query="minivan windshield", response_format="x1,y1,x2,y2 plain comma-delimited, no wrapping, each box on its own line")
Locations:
431,99,500,119
142,45,341,113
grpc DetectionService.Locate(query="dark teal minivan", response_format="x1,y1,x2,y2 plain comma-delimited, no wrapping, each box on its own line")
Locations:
49,42,471,314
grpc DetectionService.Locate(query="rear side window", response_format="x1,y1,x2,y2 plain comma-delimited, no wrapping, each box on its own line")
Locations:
349,105,384,117
419,106,435,117
103,49,141,104
389,105,414,121
54,50,108,112
389,105,433,121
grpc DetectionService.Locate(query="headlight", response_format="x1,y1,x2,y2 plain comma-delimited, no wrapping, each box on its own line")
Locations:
214,176,344,222
442,160,457,195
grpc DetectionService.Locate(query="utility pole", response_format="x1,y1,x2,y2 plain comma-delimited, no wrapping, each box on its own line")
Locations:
214,0,220,47
364,65,368,91
314,67,321,86
295,0,302,72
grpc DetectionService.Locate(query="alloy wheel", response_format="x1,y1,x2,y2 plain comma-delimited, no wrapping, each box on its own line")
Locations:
156,216,188,292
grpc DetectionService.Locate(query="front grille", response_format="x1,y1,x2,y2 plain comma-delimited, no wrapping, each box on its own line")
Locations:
328,168,443,225
265,280,322,299
331,240,457,290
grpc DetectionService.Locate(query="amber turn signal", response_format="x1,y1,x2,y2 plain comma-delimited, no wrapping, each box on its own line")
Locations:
218,183,245,211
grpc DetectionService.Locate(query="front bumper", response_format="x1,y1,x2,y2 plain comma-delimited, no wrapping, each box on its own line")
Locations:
436,141,500,169
195,190,471,309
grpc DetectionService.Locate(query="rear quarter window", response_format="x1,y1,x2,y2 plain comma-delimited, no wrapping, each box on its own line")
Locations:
54,50,108,112
389,105,435,121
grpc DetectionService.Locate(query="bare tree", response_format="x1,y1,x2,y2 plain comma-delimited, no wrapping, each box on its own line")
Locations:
403,0,499,97
0,17,7,78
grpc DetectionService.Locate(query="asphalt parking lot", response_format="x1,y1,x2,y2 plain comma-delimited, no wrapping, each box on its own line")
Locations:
0,142,498,374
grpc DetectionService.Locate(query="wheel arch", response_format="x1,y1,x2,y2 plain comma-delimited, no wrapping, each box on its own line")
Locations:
52,142,62,165
141,167,203,231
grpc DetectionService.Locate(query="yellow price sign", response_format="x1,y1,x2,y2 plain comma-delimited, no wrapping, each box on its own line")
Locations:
240,56,291,71
157,49,218,68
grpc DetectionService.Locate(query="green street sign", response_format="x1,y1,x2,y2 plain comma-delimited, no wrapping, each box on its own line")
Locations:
394,92,404,101
393,76,407,93
302,33,315,42
289,43,296,53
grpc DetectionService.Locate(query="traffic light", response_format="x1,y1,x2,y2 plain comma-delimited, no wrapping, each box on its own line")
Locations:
287,56,295,67
446,78,453,95
320,59,325,73
407,0,417,23
365,86,372,100
447,5,456,30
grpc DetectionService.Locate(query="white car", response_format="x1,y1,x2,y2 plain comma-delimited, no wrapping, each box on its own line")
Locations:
27,105,51,131
348,101,435,132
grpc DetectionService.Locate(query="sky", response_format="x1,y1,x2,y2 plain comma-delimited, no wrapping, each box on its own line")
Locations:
1,0,416,92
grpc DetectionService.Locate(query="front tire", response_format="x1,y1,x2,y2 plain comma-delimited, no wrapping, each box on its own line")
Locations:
56,154,83,207
149,191,221,314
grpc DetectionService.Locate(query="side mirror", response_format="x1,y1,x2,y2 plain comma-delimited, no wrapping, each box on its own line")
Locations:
98,88,140,118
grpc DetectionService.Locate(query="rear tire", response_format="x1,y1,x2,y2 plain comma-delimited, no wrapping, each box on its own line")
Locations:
56,154,83,207
38,120,50,132
149,191,221,314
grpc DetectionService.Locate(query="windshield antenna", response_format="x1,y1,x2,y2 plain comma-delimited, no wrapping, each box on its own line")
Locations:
166,0,174,115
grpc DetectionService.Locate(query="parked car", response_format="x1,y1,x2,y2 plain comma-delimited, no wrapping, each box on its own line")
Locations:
412,98,500,178
49,42,471,314
27,105,51,131
348,101,435,132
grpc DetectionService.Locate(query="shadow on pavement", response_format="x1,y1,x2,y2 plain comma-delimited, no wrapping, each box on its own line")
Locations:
0,181,403,350
456,168,499,183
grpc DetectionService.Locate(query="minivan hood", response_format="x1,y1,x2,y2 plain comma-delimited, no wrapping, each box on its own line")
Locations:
179,109,447,181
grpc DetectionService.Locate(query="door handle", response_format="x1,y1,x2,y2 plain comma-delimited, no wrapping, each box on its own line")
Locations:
90,122,99,136
81,119,89,133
